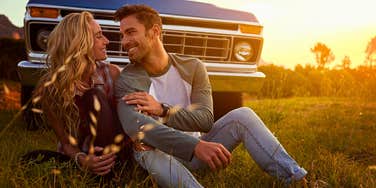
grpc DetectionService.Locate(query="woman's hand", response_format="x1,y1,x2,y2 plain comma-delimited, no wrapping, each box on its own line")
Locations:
78,146,117,175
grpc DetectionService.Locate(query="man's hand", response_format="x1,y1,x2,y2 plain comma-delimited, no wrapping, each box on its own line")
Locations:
123,92,163,116
193,140,232,171
79,146,117,175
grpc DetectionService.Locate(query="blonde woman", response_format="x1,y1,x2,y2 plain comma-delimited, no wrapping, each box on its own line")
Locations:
33,12,132,175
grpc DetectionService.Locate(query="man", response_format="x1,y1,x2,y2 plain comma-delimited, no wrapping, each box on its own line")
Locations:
114,5,307,187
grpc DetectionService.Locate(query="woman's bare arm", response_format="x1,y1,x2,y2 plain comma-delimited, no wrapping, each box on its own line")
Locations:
108,63,121,82
45,107,116,175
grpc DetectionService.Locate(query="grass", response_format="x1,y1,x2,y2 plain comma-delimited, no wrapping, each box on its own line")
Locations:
245,97,376,187
1,80,375,187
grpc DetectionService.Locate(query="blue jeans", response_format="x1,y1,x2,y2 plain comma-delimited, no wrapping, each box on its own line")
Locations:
134,107,307,187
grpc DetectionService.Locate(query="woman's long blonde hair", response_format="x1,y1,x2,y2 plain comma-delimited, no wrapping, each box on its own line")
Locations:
34,11,96,135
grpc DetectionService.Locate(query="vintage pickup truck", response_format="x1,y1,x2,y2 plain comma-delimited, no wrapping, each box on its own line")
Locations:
18,0,265,127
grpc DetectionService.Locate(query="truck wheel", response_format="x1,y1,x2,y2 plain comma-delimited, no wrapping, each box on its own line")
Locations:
212,92,243,121
21,85,33,106
21,85,43,130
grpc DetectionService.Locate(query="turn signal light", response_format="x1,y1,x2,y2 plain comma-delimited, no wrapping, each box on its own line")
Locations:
30,7,59,18
239,24,263,35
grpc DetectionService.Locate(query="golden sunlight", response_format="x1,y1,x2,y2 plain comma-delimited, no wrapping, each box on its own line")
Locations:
192,0,376,68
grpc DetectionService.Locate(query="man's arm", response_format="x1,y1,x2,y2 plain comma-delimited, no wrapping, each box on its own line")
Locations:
115,68,199,161
116,64,232,167
165,58,214,132
118,91,232,167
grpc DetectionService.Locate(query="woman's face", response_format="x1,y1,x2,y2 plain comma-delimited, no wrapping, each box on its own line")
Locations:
91,20,109,61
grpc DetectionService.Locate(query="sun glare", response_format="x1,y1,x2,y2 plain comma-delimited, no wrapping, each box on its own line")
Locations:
1,0,375,68
192,0,376,68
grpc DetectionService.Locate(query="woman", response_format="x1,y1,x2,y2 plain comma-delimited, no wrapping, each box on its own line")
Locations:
33,11,132,175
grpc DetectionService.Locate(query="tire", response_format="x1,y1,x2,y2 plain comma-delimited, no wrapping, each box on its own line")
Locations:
212,92,243,121
21,85,43,130
21,85,34,106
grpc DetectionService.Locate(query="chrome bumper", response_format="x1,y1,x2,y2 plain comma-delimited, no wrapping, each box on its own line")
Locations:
208,71,265,93
17,61,46,86
17,60,265,93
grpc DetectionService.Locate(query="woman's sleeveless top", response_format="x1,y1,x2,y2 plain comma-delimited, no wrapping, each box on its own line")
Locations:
74,62,132,162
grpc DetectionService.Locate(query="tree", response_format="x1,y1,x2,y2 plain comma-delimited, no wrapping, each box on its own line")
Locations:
365,36,376,68
311,42,335,69
341,56,351,69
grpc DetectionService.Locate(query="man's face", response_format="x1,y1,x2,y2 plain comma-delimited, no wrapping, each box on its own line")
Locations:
120,15,154,63
91,20,109,61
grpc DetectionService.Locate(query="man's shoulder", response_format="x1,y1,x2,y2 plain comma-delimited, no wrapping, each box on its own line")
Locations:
168,53,208,84
115,63,150,93
119,63,146,78
169,53,202,65
116,64,142,86
121,63,140,72
168,53,205,73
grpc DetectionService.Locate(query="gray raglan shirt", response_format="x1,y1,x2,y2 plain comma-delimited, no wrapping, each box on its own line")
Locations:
115,53,214,161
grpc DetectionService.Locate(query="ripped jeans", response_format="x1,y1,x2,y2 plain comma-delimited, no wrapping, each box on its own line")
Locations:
134,107,307,188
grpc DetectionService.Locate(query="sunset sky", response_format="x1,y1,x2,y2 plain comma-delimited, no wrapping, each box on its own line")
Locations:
1,0,375,69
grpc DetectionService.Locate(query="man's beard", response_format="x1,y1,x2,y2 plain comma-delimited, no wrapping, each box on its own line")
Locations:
126,34,152,64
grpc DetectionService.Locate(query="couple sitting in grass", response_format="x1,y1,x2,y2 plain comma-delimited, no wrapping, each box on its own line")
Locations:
32,4,307,187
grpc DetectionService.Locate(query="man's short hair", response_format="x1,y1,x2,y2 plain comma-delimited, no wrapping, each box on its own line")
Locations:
114,4,162,30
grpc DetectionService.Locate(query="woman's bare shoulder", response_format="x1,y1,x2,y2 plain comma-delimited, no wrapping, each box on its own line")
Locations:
108,63,121,80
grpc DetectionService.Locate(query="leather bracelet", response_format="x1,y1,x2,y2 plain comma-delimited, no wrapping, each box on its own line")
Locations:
74,152,87,171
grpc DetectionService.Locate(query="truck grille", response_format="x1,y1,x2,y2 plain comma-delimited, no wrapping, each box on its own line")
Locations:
102,26,231,62
162,31,231,61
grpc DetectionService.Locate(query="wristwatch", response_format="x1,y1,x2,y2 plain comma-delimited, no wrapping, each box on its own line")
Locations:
160,103,171,117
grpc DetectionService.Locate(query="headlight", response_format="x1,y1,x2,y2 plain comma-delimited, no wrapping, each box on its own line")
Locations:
233,41,253,62
36,29,51,51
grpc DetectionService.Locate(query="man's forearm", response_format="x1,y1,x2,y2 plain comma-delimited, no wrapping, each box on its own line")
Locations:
166,107,213,132
117,101,199,161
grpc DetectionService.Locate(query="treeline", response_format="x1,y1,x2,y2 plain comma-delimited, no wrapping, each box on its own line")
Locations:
257,64,376,100
0,38,26,81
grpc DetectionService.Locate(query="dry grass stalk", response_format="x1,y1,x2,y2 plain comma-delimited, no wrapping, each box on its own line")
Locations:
110,144,121,153
114,134,124,144
44,72,57,87
89,124,96,137
51,168,61,175
187,104,199,112
140,124,154,132
169,105,181,115
103,146,111,155
31,108,43,114
137,131,145,141
89,112,97,125
93,95,101,112
57,65,66,73
88,145,94,155
32,96,41,104
68,135,78,146
2,83,10,95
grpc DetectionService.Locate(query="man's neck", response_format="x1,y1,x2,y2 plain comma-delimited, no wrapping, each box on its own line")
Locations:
141,46,169,76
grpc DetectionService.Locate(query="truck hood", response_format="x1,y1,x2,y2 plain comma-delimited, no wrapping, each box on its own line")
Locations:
27,0,259,23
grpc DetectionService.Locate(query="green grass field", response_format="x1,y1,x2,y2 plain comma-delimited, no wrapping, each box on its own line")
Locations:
0,81,375,187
